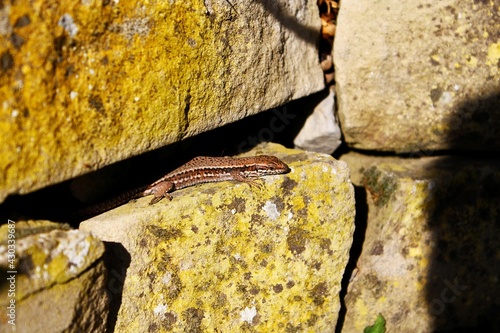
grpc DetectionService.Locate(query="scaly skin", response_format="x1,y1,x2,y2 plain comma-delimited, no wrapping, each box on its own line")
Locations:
142,155,291,204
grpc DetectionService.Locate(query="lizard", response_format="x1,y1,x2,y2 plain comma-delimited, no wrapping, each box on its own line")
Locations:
74,155,290,219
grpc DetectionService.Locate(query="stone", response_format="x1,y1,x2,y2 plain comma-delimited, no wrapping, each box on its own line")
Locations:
0,220,108,332
0,1,324,202
334,0,500,152
339,152,500,332
294,88,342,154
80,143,356,332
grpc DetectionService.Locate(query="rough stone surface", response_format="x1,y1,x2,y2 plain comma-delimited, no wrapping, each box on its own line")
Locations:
340,152,500,332
0,221,108,332
0,1,324,202
294,87,342,154
80,143,355,332
334,0,500,152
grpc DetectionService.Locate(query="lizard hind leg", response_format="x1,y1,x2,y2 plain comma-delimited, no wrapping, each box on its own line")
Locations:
149,195,170,205
144,181,174,205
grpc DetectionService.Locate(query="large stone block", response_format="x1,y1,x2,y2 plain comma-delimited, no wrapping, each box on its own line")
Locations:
335,0,500,152
340,152,500,332
81,144,355,332
0,1,324,202
0,221,108,332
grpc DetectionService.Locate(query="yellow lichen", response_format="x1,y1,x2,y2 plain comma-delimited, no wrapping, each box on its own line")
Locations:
486,40,500,66
80,149,355,332
0,1,236,198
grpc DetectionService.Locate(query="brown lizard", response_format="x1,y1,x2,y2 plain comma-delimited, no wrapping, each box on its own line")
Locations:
75,155,290,219
143,155,291,204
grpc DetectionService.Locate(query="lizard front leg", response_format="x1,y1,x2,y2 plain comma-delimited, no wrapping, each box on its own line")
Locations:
230,170,263,189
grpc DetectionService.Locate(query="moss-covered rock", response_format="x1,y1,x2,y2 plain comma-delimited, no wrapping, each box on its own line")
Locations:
0,220,108,332
341,152,500,332
81,144,355,332
0,0,324,202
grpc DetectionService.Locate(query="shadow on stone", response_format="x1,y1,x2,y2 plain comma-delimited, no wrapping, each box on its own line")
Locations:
103,241,131,332
254,0,321,46
423,91,500,331
335,185,368,333
444,91,500,151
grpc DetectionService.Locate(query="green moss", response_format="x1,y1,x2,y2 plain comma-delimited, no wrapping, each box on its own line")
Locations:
364,314,386,333
362,166,398,207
